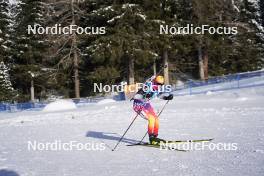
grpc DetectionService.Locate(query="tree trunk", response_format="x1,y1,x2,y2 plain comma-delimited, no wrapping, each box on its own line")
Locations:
203,47,209,80
128,57,135,85
73,34,80,99
163,50,169,85
71,0,80,98
198,39,205,80
30,79,34,102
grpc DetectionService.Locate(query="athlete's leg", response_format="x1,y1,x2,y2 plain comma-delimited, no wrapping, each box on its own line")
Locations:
133,100,159,140
142,103,159,137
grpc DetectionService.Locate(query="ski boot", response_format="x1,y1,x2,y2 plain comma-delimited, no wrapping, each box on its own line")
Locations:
149,134,166,145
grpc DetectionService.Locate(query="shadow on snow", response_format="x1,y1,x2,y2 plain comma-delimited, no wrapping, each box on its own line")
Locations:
86,131,138,145
0,170,20,176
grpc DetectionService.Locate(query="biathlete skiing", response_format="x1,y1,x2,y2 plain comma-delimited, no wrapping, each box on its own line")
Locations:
132,75,173,145
112,74,213,151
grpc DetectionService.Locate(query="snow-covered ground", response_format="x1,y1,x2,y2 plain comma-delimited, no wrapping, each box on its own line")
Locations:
0,86,264,175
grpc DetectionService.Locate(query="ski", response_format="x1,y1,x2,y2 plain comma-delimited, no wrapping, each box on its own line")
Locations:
166,138,214,143
127,138,214,146
129,142,188,152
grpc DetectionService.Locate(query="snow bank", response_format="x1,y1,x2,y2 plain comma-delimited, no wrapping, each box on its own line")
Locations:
43,100,77,112
97,99,116,105
206,91,214,95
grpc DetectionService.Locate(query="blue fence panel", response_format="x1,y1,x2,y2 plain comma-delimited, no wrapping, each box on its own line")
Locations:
173,70,264,96
0,104,7,111
0,102,48,113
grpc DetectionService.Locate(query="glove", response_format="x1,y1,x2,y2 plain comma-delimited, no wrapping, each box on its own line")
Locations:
163,94,173,100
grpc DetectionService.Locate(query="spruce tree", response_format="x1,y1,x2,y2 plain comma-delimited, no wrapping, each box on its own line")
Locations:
0,0,11,63
260,0,264,27
0,61,15,102
46,0,91,98
227,0,264,73
11,0,48,102
84,1,159,85
0,0,16,101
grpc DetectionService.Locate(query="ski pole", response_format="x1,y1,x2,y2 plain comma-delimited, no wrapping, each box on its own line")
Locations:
155,64,167,76
138,100,170,144
149,64,167,81
112,113,140,151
